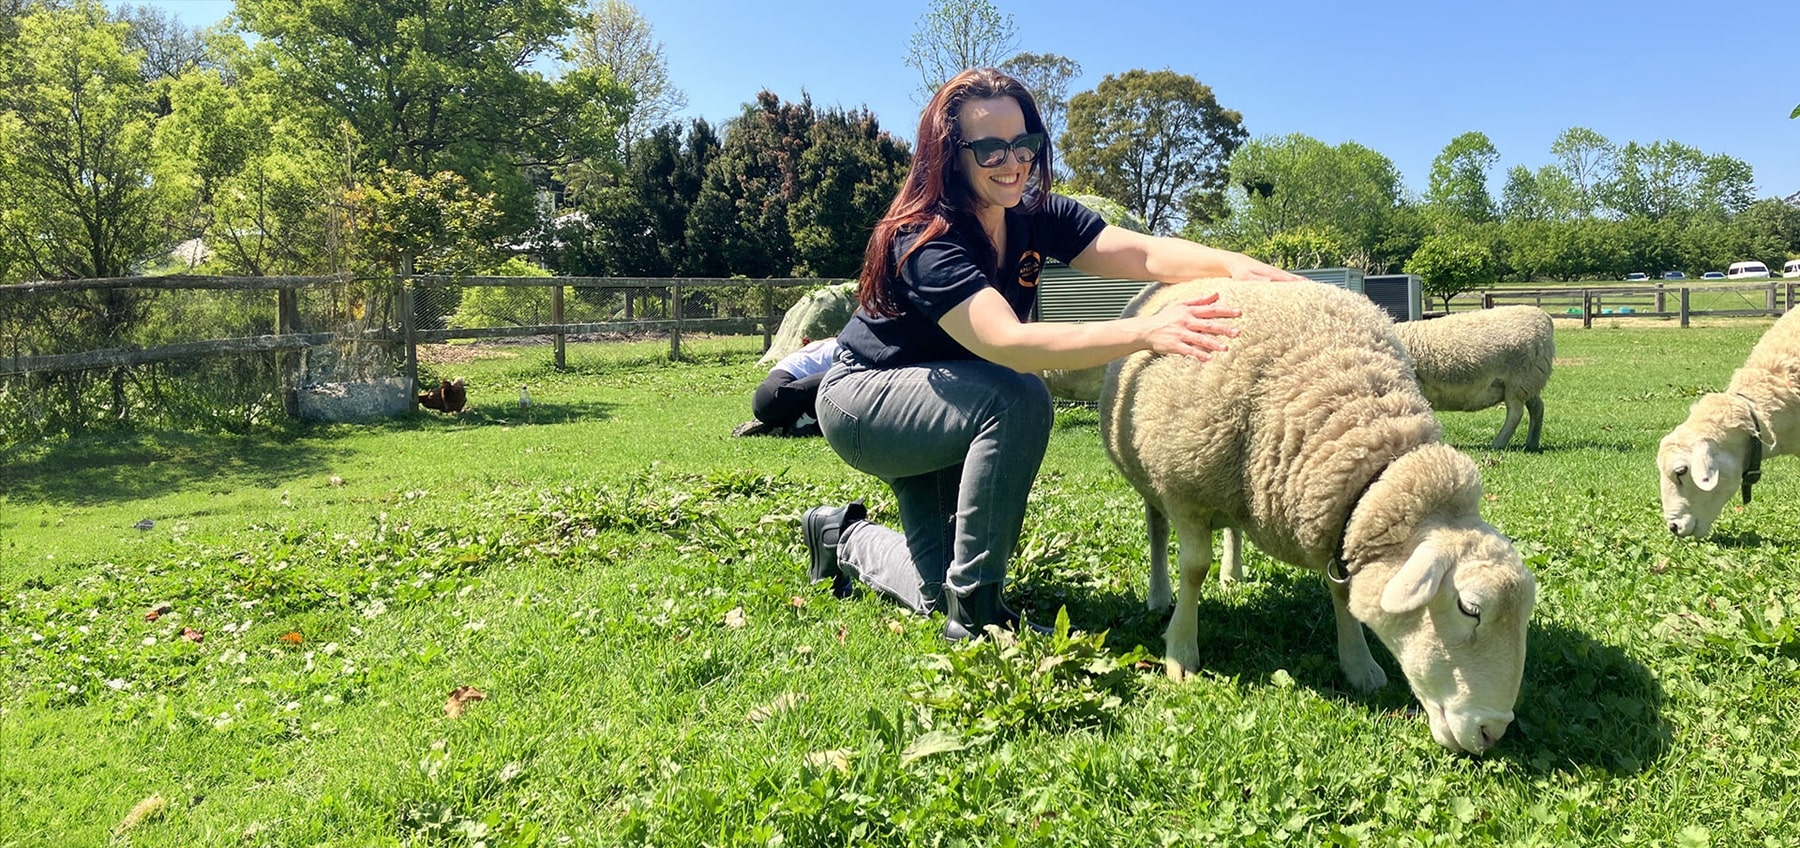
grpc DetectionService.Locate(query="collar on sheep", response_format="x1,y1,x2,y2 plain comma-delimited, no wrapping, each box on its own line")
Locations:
1731,392,1765,504
1326,456,1401,586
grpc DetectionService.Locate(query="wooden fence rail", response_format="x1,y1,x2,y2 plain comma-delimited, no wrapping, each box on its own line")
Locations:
0,274,838,418
1477,282,1798,327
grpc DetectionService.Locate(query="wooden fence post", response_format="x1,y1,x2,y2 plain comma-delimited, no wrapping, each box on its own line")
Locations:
277,285,301,417
1582,289,1593,329
671,282,682,361
762,283,774,352
552,283,566,369
399,259,417,407
1680,288,1690,328
1769,283,1778,316
1655,283,1665,314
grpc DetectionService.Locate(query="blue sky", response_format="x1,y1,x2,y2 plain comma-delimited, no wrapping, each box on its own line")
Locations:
136,0,1800,201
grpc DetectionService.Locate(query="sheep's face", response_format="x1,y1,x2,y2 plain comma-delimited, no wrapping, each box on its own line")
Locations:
1362,527,1536,756
1657,429,1741,538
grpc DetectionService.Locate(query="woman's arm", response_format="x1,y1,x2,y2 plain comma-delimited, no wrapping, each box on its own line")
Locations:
1069,225,1309,283
937,286,1239,374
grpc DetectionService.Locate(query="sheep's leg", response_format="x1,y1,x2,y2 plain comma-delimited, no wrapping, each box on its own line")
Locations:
1523,396,1544,452
1218,527,1244,584
1491,394,1527,450
1145,501,1172,612
1329,576,1387,690
1163,514,1212,680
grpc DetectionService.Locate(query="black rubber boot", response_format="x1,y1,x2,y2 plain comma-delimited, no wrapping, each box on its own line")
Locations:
942,583,1052,641
802,501,865,598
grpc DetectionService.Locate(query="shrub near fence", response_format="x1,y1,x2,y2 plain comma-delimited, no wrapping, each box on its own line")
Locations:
0,274,835,446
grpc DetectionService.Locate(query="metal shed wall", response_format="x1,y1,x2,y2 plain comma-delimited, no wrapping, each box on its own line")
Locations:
1034,262,1151,323
1294,267,1366,293
1362,274,1423,322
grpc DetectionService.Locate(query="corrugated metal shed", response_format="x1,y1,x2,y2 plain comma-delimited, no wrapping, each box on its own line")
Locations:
1362,274,1423,322
1034,261,1151,323
1294,267,1366,293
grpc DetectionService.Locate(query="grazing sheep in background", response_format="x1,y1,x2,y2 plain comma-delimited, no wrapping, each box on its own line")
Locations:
1042,366,1107,402
1393,306,1555,451
1100,278,1537,755
1658,308,1800,537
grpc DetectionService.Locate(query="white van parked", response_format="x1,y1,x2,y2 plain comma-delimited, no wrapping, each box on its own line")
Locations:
1727,261,1771,279
1784,259,1800,278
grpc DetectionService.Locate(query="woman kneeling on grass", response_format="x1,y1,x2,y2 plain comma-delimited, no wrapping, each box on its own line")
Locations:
802,67,1306,640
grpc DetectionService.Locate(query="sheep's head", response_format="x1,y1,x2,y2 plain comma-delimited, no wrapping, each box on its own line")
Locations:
1658,394,1764,538
1356,523,1536,756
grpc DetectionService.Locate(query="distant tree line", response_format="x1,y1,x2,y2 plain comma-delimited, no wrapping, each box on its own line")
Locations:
2,0,1796,305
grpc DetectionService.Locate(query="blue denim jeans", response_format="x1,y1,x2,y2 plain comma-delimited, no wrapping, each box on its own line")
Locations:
815,356,1053,614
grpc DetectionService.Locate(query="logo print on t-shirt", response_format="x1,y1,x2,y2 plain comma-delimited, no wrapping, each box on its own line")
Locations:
1017,250,1044,288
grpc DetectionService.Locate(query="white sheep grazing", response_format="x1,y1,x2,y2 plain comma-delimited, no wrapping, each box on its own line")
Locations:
1100,278,1537,755
1392,306,1555,451
1658,308,1800,537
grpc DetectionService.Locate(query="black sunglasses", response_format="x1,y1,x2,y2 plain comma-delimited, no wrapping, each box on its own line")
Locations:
958,132,1046,168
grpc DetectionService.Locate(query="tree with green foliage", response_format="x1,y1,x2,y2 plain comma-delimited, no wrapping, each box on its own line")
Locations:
345,167,502,277
152,50,349,276
234,0,629,236
1405,232,1497,310
1000,51,1080,138
903,0,1017,102
0,2,167,280
1062,69,1245,235
449,256,555,329
1601,141,1754,222
685,92,910,278
1210,133,1403,270
1426,131,1499,224
787,108,911,278
1548,126,1614,218
564,0,686,164
552,119,718,277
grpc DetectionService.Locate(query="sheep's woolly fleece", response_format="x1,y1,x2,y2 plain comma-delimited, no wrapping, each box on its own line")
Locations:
1659,306,1800,535
1393,306,1553,404
1671,306,1800,463
1721,307,1800,450
1101,278,1446,570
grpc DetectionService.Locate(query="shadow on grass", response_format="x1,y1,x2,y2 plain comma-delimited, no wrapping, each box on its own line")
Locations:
2,399,618,507
1017,568,1669,774
2,430,338,507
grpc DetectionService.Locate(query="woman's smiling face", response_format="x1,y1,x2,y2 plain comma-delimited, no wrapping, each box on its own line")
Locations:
955,96,1030,213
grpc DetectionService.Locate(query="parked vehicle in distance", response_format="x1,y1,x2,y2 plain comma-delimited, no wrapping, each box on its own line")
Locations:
1624,272,1650,281
1786,259,1800,278
1662,271,1686,280
1702,271,1726,279
1727,261,1771,279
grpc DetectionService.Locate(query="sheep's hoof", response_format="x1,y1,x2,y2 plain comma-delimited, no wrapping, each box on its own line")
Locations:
1145,592,1172,613
1163,646,1201,681
1342,659,1387,691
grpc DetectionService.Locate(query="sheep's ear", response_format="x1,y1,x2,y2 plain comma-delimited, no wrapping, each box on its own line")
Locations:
1381,541,1452,614
1691,443,1720,492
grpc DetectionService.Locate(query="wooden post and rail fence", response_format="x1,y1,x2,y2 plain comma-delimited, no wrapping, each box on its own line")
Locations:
0,273,837,418
3,274,1794,421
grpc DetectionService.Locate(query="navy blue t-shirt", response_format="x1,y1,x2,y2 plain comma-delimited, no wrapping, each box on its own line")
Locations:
838,192,1108,368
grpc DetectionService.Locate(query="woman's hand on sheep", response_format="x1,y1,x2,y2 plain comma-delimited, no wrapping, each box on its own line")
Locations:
1144,295,1241,361
1218,253,1311,282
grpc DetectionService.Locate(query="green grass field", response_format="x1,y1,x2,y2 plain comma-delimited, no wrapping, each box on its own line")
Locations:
3,319,1798,846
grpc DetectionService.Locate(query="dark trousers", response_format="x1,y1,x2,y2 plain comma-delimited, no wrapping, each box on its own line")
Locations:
751,369,825,428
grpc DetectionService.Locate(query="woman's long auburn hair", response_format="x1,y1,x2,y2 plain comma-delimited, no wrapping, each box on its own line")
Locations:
857,67,1053,317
